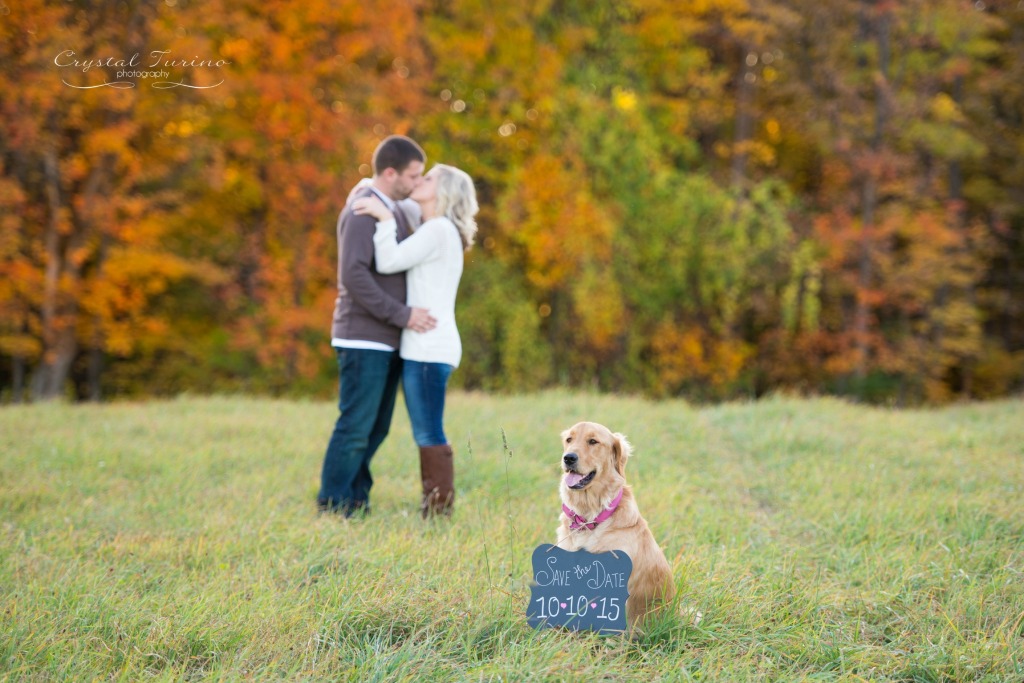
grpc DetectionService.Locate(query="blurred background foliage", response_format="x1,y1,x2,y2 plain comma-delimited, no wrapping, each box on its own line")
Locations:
2,0,1023,404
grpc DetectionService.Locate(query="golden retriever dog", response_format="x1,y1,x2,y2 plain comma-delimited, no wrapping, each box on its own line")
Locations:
555,421,676,631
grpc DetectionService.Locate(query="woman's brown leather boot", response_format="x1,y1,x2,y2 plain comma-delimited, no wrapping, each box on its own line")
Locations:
419,444,454,518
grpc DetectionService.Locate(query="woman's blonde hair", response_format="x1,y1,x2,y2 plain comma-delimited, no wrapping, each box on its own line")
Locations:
432,164,478,249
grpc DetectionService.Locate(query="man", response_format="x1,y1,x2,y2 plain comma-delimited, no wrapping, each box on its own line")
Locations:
317,135,436,516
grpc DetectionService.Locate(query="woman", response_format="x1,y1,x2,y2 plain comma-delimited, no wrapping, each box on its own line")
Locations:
352,164,478,518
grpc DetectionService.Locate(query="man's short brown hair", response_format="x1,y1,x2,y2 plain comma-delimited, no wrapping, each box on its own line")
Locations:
372,135,426,176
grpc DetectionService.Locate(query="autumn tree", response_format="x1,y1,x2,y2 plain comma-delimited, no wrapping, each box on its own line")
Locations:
0,0,207,400
118,0,434,394
2,0,1021,403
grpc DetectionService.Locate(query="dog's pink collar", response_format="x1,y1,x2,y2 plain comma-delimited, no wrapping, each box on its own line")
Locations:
563,488,623,531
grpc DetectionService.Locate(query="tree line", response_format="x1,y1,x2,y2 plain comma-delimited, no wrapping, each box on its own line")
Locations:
2,0,1022,404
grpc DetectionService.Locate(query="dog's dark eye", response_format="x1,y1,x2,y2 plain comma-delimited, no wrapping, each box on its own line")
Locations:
588,439,598,445
566,437,573,444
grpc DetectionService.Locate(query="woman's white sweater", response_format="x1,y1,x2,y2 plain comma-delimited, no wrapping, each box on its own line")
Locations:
373,216,464,368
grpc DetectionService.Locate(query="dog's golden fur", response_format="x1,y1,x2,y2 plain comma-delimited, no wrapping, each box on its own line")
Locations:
555,421,676,630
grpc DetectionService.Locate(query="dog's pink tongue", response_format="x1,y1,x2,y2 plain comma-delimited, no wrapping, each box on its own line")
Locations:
564,472,585,487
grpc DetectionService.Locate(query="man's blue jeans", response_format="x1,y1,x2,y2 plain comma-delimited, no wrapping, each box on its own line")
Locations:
318,347,402,515
402,360,454,447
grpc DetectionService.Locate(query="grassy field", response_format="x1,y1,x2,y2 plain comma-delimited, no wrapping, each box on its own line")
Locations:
1,392,1022,681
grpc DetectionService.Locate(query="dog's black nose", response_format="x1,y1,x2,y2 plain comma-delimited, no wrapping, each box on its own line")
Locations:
562,453,578,468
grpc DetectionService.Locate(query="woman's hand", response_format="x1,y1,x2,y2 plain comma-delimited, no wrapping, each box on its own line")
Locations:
352,196,394,223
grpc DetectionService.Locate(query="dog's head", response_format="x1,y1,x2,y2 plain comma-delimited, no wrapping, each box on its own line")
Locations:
560,421,631,497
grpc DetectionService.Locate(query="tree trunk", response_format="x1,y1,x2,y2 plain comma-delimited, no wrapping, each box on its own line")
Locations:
86,227,111,402
12,354,25,403
87,343,104,402
853,0,890,390
949,73,974,398
32,147,78,400
732,43,756,190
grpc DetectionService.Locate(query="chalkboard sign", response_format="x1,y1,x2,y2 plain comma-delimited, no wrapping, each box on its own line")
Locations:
526,545,632,634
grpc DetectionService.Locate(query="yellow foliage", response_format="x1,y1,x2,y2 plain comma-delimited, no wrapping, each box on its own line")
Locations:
972,343,1024,399
734,139,776,166
612,86,637,112
929,92,964,124
84,126,133,157
502,153,616,294
571,269,626,357
0,334,41,358
650,320,752,396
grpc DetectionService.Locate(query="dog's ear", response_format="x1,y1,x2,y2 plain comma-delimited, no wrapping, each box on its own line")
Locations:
612,432,632,476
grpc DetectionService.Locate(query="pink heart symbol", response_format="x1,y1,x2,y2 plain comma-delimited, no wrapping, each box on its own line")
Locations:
560,602,567,608
591,603,597,609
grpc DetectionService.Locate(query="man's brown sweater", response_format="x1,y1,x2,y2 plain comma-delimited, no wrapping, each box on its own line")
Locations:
331,187,412,347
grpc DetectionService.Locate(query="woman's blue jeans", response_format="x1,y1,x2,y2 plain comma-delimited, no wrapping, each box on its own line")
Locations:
402,360,454,447
318,347,402,515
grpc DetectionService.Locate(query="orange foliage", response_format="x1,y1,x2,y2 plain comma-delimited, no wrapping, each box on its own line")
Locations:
501,153,616,293
0,0,1018,403
650,319,752,397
